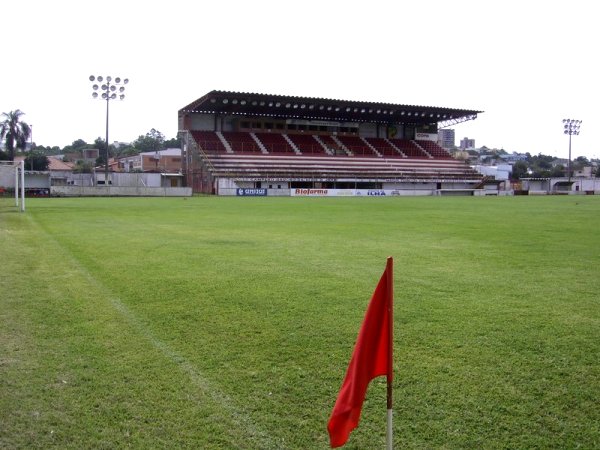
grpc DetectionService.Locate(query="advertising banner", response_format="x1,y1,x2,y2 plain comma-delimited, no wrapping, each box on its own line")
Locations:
290,188,402,197
415,132,437,141
236,188,267,196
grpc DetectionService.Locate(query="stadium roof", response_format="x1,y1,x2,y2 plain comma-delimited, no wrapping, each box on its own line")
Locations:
179,90,483,127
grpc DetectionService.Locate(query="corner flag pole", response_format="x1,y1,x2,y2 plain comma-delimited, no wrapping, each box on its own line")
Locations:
386,256,393,450
327,257,395,448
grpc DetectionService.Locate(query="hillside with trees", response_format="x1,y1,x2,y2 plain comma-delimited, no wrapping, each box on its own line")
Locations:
458,147,598,179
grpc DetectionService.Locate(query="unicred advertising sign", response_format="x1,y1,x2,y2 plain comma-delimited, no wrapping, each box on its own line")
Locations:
236,188,267,196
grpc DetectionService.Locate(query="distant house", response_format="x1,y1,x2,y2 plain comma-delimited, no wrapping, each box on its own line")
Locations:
574,166,593,178
552,158,569,168
48,156,75,186
115,149,183,187
500,153,528,163
82,148,100,162
472,164,512,181
117,148,182,174
62,149,99,164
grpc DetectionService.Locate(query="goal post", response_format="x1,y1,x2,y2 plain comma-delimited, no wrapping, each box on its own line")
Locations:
19,160,25,212
0,160,25,212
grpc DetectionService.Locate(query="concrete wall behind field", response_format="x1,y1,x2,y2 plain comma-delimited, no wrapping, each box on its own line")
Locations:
218,188,442,196
52,186,192,197
0,164,17,187
1,167,50,189
110,172,162,187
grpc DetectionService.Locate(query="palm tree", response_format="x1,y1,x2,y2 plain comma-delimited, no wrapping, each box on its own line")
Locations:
0,110,32,161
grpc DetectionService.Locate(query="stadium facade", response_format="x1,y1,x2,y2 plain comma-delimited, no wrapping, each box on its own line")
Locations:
178,91,495,196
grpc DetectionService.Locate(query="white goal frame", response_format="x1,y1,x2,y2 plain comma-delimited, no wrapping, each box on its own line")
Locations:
0,160,25,212
17,160,25,211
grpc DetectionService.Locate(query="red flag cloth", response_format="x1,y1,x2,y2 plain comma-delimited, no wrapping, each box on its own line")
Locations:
327,260,393,448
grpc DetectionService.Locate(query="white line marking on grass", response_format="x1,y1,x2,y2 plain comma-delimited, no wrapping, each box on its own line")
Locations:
29,216,280,449
106,299,279,449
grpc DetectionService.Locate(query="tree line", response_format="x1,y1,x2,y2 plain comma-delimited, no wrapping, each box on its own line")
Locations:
510,154,596,179
36,128,181,160
1,109,180,171
459,147,598,179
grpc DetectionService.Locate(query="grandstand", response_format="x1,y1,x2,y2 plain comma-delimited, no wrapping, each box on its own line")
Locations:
178,91,489,195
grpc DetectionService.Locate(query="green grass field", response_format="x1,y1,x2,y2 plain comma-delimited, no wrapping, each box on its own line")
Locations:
1,196,599,449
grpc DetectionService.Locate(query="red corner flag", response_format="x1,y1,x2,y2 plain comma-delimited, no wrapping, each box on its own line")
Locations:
328,257,394,448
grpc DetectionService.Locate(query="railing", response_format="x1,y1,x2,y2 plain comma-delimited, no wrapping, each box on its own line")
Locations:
226,141,263,153
257,143,295,153
194,139,227,153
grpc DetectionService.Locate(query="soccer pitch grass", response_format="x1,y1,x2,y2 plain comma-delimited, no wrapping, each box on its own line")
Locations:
1,196,599,449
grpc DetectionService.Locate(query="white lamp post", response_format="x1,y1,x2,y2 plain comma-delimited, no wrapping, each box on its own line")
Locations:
563,118,582,183
89,75,129,185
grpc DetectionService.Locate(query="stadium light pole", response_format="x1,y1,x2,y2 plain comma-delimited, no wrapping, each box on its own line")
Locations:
563,118,582,184
89,75,129,185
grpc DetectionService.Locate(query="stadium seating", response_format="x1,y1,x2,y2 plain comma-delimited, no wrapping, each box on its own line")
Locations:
220,132,263,153
189,131,477,182
318,135,348,156
336,135,379,157
364,137,404,157
388,139,429,158
203,153,482,181
415,140,453,159
191,131,227,153
254,132,296,154
286,134,328,155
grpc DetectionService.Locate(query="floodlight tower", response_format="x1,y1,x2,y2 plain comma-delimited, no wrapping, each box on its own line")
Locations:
89,75,129,185
563,118,582,183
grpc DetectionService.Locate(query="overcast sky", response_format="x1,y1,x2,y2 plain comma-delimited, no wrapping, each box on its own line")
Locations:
2,0,597,159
